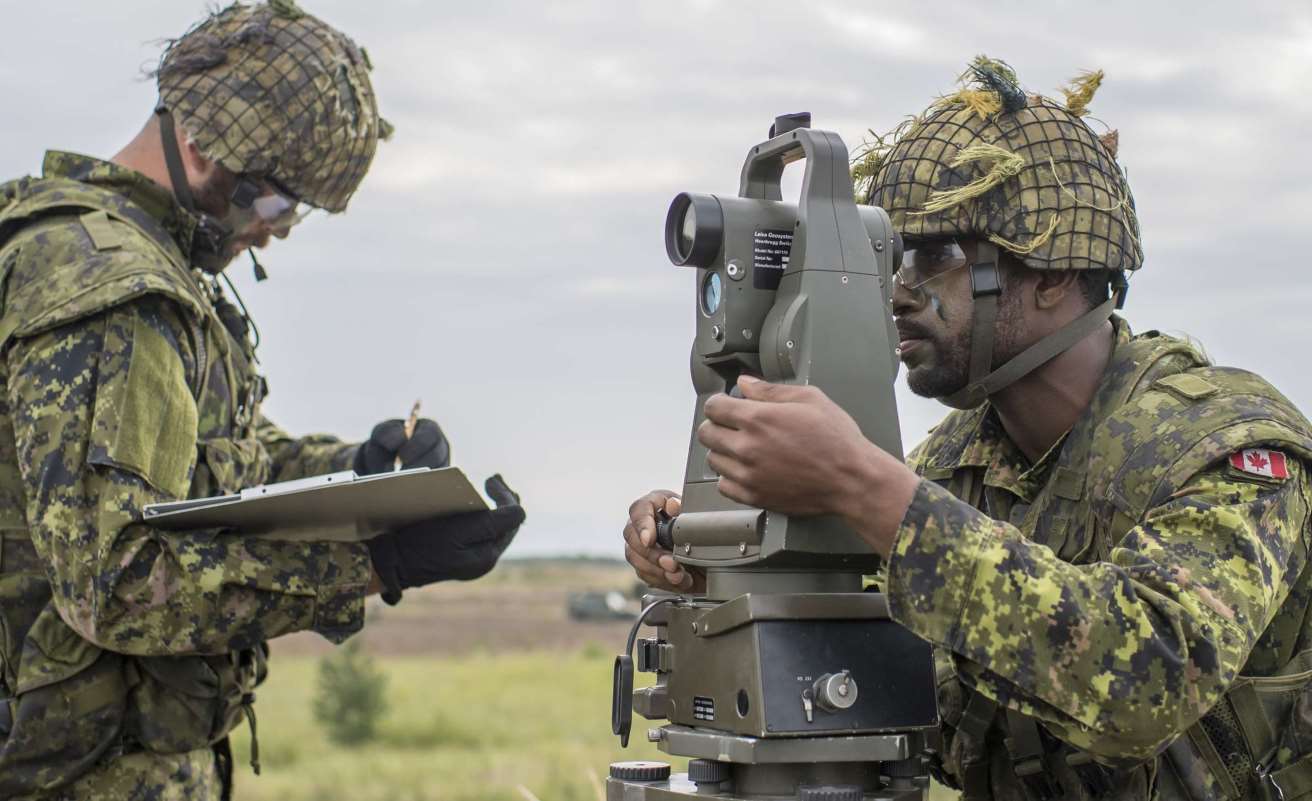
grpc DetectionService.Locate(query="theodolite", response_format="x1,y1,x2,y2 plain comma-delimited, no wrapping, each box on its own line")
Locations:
608,114,939,801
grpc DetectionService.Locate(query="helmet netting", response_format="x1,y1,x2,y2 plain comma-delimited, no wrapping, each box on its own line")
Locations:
156,1,387,213
855,57,1143,274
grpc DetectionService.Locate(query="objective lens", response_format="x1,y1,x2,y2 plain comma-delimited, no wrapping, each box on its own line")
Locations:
702,271,723,316
678,205,697,260
665,193,723,268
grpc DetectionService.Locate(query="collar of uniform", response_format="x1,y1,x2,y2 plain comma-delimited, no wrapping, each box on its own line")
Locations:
952,408,1056,503
999,429,1069,503
42,150,198,257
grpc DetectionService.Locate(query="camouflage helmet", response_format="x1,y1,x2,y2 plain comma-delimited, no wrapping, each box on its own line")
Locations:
156,0,390,213
855,57,1142,275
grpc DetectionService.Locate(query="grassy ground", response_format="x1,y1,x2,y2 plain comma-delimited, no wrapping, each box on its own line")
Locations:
228,648,670,801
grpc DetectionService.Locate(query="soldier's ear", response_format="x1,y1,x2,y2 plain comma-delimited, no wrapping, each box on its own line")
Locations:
178,130,220,187
1033,270,1080,312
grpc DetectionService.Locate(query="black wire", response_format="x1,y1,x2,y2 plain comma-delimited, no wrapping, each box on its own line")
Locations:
624,597,679,660
218,267,262,351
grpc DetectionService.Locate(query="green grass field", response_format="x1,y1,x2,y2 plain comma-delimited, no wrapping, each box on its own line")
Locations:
228,648,675,801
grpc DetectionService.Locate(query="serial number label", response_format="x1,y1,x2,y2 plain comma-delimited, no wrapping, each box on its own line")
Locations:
753,229,793,290
693,696,716,721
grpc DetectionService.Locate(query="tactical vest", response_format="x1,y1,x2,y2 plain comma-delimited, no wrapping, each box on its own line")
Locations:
921,332,1312,801
0,176,272,799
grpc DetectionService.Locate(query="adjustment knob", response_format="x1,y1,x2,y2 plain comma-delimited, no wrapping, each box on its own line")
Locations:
812,670,859,713
688,759,731,785
609,761,671,782
798,784,862,801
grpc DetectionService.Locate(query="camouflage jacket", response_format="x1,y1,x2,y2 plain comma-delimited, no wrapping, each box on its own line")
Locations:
886,319,1312,800
0,152,372,799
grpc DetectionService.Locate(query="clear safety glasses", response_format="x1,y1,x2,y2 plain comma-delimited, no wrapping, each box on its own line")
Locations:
232,174,312,229
896,239,971,291
251,184,311,228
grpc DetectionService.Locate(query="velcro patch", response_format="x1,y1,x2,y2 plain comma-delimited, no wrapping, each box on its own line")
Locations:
1229,449,1289,480
79,210,122,251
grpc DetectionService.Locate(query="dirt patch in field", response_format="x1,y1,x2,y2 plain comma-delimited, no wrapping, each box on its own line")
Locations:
271,559,641,658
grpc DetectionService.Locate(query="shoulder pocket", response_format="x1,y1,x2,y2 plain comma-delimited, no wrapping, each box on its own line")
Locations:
89,312,198,498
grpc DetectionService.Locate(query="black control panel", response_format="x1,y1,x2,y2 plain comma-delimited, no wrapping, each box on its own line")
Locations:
757,619,937,733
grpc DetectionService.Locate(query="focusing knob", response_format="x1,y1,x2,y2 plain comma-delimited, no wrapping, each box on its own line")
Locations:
798,785,862,801
812,670,858,713
609,761,671,782
688,759,731,785
655,510,676,551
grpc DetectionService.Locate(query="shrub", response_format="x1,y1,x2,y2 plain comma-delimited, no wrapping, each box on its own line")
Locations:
312,637,388,747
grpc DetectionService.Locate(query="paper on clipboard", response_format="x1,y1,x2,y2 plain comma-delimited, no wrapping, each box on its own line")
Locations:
142,467,488,542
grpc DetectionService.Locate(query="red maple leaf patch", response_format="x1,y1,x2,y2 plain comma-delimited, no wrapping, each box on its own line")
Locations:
1230,448,1289,479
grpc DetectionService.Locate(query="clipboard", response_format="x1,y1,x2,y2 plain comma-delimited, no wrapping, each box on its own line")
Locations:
142,467,489,542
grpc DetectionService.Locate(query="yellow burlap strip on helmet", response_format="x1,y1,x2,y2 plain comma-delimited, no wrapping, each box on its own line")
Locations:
933,89,1002,121
1061,69,1104,117
850,116,926,200
913,143,1025,216
1044,155,1142,249
269,0,306,20
1047,156,1124,213
987,212,1061,255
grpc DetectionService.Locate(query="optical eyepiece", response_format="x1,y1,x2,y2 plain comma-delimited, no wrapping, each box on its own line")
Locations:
769,112,811,137
665,193,723,268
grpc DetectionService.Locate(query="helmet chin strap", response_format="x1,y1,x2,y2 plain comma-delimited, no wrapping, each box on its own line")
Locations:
156,107,270,280
941,241,1122,409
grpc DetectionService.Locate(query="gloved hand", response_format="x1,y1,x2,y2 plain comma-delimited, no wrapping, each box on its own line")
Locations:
367,474,525,604
354,418,450,475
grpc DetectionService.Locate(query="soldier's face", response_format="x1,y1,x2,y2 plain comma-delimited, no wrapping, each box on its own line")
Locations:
892,239,1026,400
192,171,297,260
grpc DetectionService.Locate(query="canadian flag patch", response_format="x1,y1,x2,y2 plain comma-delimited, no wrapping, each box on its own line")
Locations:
1229,449,1289,479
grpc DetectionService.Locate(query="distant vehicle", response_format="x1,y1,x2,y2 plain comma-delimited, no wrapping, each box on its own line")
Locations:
567,590,638,621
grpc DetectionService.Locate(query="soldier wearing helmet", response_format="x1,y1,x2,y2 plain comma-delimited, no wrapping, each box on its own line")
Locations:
0,3,523,799
624,58,1312,799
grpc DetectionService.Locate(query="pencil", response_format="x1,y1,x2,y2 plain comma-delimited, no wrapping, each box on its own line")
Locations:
394,399,422,471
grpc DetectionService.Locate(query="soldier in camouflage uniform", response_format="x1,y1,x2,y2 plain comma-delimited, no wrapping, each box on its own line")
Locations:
624,58,1312,800
0,3,524,799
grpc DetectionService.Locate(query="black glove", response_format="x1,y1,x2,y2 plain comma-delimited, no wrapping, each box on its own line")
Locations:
354,418,450,475
367,474,525,604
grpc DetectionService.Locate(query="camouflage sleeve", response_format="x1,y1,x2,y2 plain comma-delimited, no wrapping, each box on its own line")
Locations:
884,461,1311,763
9,295,372,656
254,414,359,482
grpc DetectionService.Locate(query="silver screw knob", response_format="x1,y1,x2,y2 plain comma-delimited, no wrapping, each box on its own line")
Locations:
812,670,858,713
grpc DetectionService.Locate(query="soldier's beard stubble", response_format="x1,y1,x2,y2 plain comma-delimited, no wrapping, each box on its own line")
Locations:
903,285,1026,401
191,170,273,262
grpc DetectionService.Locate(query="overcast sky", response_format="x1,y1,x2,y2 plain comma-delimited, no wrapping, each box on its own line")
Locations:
2,0,1310,556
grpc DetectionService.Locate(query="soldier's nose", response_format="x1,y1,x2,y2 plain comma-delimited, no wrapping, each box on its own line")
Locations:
890,278,923,317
